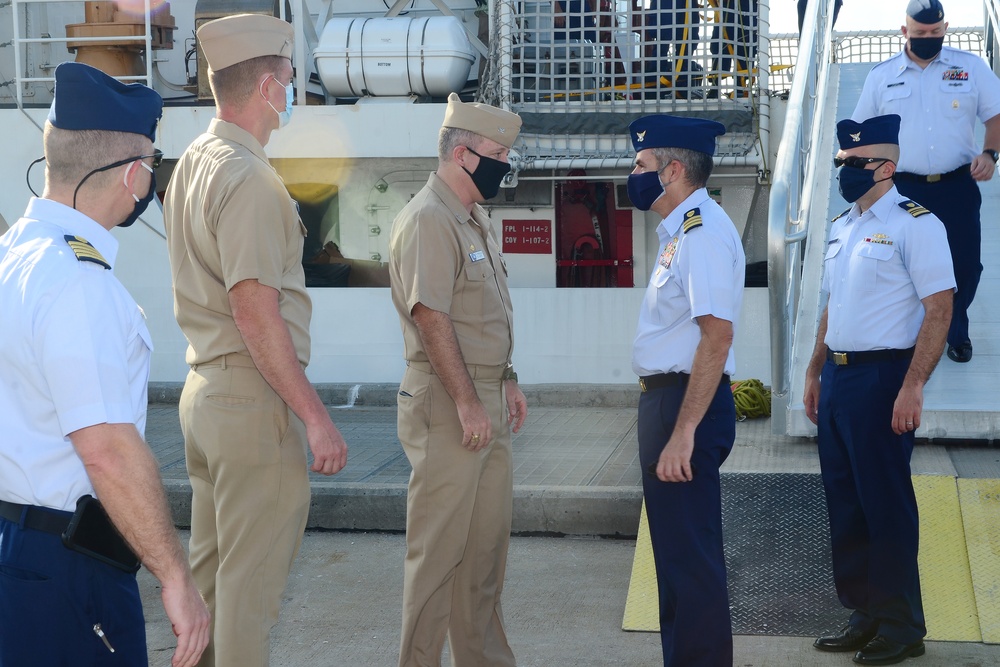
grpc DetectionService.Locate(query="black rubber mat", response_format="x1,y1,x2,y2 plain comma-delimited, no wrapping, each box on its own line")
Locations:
722,472,846,636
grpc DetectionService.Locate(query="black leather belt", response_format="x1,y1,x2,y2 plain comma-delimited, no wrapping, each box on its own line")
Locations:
0,500,72,535
894,164,970,184
639,372,730,392
827,347,915,366
639,372,688,392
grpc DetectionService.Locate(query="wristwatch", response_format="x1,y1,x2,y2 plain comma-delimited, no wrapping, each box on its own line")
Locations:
983,149,999,163
501,363,518,383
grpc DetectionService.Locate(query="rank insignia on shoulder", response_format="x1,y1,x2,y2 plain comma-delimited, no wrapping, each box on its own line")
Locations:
899,200,930,218
682,208,702,233
64,235,110,270
831,208,851,222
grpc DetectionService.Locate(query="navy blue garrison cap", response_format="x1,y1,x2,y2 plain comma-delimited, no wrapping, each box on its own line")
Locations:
907,0,945,24
837,114,901,149
48,62,162,141
629,115,726,156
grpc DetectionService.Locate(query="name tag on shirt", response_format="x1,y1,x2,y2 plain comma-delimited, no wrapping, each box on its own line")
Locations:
469,250,486,262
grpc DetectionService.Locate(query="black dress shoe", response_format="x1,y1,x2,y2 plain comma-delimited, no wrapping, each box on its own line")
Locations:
853,635,925,665
947,342,973,363
813,624,878,652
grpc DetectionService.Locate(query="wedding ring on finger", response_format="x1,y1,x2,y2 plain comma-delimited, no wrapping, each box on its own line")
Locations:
472,434,481,442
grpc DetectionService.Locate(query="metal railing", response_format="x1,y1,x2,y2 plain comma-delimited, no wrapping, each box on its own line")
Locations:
766,2,992,431
7,0,156,110
480,0,771,170
765,0,834,430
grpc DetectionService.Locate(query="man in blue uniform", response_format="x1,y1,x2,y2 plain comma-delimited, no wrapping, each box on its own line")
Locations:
804,114,954,665
633,1,702,97
798,0,843,34
708,0,757,98
629,114,745,667
0,62,209,666
852,0,1000,363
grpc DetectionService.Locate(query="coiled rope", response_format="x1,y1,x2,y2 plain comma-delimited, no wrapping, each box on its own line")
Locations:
730,378,771,420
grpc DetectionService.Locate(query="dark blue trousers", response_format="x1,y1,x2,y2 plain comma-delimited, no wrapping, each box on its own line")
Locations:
638,377,735,667
817,358,926,644
710,1,758,78
0,510,147,666
895,172,982,348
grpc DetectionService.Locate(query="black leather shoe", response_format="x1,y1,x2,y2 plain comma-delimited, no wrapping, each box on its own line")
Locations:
947,343,973,363
853,635,925,665
813,624,878,652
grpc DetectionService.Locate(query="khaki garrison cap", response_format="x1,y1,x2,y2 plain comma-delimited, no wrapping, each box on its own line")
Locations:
197,14,293,72
442,92,521,149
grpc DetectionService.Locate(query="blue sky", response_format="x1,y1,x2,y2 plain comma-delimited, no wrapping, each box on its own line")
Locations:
769,1,983,34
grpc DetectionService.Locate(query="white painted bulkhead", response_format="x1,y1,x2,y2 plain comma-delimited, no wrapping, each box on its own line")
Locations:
0,102,773,387
0,0,774,388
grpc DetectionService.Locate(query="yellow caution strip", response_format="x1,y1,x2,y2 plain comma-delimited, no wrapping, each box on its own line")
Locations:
913,475,980,642
622,502,658,632
958,479,1000,644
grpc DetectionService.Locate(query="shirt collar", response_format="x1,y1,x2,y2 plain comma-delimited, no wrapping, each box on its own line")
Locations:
897,45,954,75
208,118,271,165
848,185,900,225
427,172,477,226
657,188,710,240
23,197,119,268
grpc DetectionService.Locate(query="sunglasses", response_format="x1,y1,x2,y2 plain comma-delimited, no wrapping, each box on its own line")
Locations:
833,156,891,169
119,149,163,170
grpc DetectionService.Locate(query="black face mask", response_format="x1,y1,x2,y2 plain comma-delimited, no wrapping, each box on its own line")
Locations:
909,36,944,60
462,147,511,201
120,169,156,228
837,164,892,203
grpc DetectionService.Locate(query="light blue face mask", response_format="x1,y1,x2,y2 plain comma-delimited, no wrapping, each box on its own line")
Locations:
261,75,294,128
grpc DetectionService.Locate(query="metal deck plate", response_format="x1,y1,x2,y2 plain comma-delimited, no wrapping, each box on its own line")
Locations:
624,473,994,639
624,473,842,635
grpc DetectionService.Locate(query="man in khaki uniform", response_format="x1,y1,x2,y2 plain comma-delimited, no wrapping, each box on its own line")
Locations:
163,14,348,667
389,93,528,667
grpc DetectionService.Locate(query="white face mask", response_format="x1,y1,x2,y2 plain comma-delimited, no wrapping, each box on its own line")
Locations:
260,75,294,128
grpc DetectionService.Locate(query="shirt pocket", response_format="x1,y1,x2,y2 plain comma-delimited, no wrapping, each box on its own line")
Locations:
880,83,911,114
854,242,895,293
940,80,974,117
823,240,843,289
643,266,679,326
460,260,496,316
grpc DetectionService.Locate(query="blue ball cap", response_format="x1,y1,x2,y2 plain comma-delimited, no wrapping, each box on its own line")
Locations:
837,114,901,150
629,115,726,156
47,62,163,142
906,0,945,24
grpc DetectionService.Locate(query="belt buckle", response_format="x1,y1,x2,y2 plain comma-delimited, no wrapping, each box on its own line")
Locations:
927,173,941,183
832,352,848,366
639,377,648,392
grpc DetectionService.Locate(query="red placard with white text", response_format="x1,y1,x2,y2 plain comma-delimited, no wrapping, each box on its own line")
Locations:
502,219,552,254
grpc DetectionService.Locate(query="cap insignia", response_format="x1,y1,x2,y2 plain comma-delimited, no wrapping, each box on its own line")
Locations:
850,132,861,143
636,130,646,143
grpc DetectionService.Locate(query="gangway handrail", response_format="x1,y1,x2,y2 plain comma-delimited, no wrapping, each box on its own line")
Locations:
766,0,836,432
986,0,1000,75
9,0,154,111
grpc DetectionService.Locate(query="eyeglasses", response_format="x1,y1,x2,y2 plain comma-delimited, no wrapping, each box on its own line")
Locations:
70,149,163,208
144,149,164,170
834,156,892,169
95,149,164,173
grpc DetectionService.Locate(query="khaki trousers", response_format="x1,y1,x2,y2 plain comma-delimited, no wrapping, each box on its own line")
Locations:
397,364,516,667
180,355,311,667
